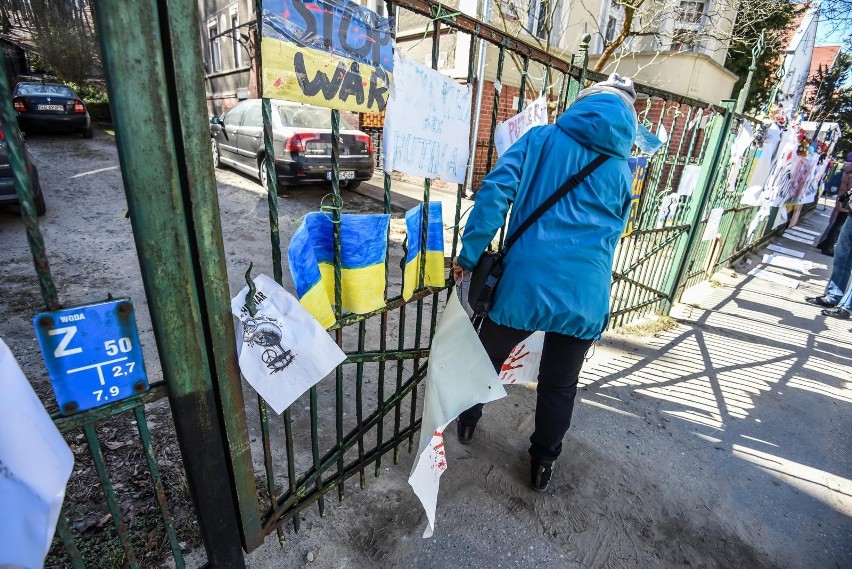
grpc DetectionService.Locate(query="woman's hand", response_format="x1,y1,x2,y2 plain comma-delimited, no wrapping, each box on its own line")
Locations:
452,259,468,284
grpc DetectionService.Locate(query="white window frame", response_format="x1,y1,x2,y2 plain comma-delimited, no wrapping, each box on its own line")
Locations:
230,7,241,68
207,19,221,73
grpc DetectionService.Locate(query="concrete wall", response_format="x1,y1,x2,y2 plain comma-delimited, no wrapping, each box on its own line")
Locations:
592,51,738,104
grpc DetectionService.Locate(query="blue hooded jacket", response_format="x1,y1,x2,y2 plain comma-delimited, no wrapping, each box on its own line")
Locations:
458,93,636,339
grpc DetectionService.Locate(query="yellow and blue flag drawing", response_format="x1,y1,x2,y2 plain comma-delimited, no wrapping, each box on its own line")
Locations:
403,202,445,301
288,212,390,328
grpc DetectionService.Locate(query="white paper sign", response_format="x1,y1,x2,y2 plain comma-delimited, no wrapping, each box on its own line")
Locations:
499,332,544,384
677,164,702,197
0,338,74,569
383,53,472,183
494,96,548,156
702,207,725,241
409,291,506,538
231,274,346,415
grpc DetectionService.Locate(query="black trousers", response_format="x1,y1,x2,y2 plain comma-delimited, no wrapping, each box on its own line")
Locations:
458,318,593,463
816,212,848,252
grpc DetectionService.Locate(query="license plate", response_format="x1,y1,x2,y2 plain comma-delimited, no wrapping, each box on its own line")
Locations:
326,171,355,180
37,104,64,111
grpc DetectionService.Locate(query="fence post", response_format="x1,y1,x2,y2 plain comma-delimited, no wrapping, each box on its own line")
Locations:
91,1,247,566
661,99,737,311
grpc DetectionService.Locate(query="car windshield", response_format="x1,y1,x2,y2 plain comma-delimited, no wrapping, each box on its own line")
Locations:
16,83,76,97
279,105,355,129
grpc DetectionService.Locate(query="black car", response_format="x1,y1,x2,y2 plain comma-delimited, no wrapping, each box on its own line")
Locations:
13,82,93,138
0,120,46,215
210,99,374,188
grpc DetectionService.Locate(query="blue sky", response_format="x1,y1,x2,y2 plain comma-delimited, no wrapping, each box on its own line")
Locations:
816,14,848,47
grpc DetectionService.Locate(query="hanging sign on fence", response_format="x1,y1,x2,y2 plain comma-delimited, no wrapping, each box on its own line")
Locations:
622,157,649,236
32,299,149,415
0,338,73,569
494,96,549,156
260,0,394,112
231,274,346,415
408,291,506,538
383,52,472,183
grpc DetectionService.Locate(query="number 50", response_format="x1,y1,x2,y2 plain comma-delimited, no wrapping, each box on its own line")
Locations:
105,337,132,356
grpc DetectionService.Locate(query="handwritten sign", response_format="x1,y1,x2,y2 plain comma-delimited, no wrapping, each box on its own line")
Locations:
622,157,648,236
383,53,472,183
494,96,548,156
261,0,393,112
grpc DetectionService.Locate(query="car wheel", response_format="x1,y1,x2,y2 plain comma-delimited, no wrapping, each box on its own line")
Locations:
31,169,46,216
82,126,94,139
258,155,269,189
211,138,221,168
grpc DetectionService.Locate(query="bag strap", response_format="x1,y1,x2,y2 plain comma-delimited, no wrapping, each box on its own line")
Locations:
501,153,610,256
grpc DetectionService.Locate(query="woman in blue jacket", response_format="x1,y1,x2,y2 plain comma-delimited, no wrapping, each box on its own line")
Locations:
452,74,637,491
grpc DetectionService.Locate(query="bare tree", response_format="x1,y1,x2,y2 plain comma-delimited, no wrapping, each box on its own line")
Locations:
487,0,797,79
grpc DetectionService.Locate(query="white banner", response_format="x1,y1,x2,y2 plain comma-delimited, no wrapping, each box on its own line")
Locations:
383,53,472,183
408,291,506,537
702,207,725,241
0,338,74,568
494,96,548,156
677,164,702,197
231,274,346,415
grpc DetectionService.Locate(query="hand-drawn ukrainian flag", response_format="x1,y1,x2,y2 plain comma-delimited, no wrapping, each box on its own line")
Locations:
289,212,390,328
403,202,445,301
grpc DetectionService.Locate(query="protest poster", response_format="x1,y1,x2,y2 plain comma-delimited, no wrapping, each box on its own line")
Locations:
231,274,346,414
622,157,649,236
0,338,74,568
494,96,549,156
260,0,393,112
701,207,725,241
383,53,472,183
677,164,702,197
635,124,664,156
499,332,544,385
408,292,505,537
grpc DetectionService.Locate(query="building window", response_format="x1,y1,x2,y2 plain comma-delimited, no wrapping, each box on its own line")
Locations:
208,21,221,73
604,15,618,45
676,1,705,24
528,0,551,41
671,28,697,52
230,8,241,68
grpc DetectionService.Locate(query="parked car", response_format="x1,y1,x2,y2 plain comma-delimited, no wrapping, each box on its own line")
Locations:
210,99,374,189
13,82,93,138
0,120,46,215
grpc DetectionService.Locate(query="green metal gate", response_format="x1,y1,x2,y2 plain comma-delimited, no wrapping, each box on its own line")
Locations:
0,0,789,566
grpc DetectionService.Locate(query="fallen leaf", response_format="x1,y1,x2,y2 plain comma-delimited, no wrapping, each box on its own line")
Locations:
104,440,131,450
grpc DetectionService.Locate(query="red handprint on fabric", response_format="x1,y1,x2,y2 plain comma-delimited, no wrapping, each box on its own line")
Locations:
500,343,529,384
430,431,447,473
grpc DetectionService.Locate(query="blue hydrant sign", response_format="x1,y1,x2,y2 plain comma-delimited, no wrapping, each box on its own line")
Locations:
33,299,149,415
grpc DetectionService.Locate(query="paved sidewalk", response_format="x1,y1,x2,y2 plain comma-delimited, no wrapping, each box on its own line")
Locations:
229,205,850,569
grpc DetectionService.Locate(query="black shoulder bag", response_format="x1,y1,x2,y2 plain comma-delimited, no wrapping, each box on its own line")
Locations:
467,154,609,323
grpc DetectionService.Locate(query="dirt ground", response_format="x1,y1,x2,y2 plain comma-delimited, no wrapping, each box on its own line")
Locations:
2,132,850,568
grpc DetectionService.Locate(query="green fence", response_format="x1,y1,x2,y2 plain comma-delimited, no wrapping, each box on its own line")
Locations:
1,0,813,566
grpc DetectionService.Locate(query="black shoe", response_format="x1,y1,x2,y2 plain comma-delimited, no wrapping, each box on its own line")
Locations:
822,307,851,319
530,459,554,492
457,422,476,445
820,248,835,257
806,296,836,307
